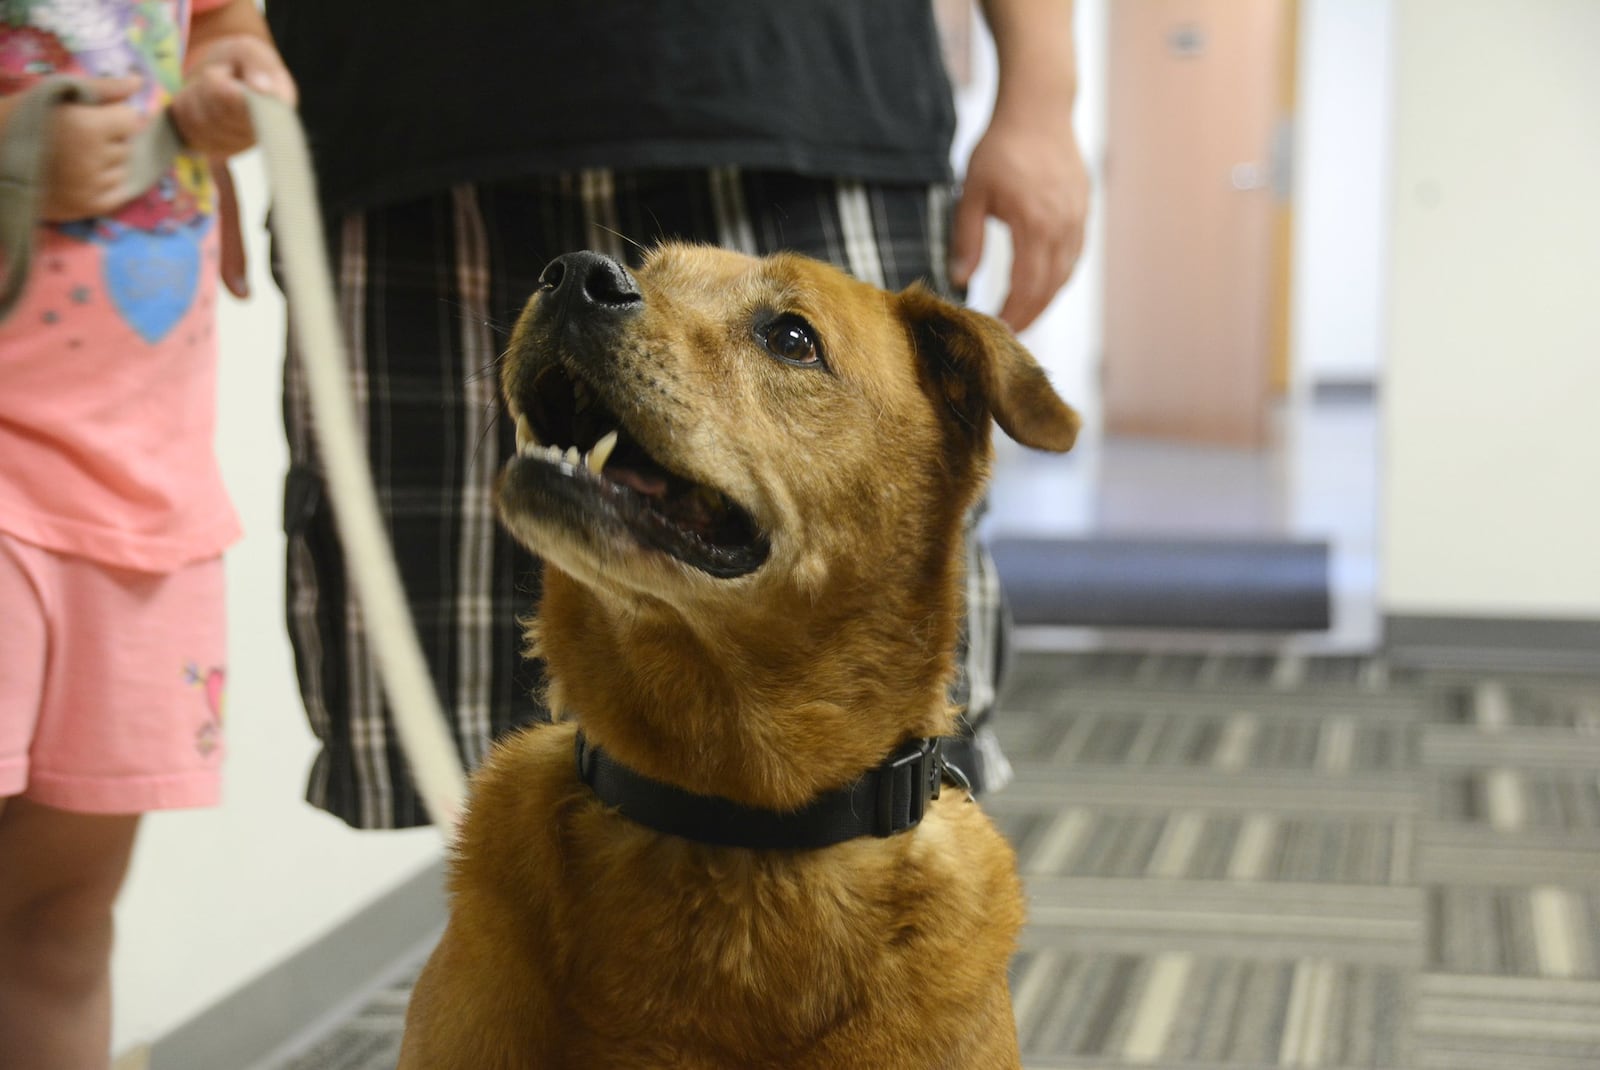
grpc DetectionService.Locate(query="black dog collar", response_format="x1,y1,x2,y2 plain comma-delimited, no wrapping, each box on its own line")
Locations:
574,731,966,850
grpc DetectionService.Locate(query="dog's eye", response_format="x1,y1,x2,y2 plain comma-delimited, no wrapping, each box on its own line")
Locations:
759,316,822,367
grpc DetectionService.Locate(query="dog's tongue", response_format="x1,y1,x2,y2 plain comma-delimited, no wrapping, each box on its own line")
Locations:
609,466,669,498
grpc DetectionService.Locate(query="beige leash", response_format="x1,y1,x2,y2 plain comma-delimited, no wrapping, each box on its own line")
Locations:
0,80,469,829
247,92,468,828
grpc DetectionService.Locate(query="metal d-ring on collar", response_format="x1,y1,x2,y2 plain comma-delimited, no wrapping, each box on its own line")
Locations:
574,730,967,851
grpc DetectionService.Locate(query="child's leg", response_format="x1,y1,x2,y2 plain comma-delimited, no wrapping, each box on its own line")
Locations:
0,539,224,1067
0,796,140,1070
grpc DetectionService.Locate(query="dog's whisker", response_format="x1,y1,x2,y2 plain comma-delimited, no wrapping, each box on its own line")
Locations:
643,206,667,248
593,223,649,258
465,350,510,385
469,402,505,464
440,298,515,340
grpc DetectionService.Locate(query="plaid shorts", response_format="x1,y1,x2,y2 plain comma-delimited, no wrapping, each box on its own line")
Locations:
283,169,1011,829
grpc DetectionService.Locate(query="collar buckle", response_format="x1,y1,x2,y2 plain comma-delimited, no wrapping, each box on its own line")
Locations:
874,736,943,837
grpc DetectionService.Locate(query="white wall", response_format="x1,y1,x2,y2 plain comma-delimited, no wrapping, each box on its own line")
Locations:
955,0,1106,428
1382,0,1600,618
111,154,441,1055
1290,0,1394,390
957,0,1107,514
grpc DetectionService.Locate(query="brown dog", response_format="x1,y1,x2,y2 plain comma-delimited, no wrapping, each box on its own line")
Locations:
397,244,1078,1069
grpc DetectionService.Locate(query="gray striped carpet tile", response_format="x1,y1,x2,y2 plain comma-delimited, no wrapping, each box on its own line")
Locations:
1001,652,1401,697
1419,823,1600,888
994,809,1409,885
986,766,1420,820
283,1031,401,1070
1428,769,1600,830
1421,726,1600,773
1010,951,1408,1068
994,709,1414,773
1429,678,1600,731
1413,973,1600,1070
281,981,409,1070
1427,886,1600,978
1020,877,1421,967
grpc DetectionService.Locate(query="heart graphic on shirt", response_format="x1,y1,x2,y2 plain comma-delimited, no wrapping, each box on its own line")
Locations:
183,662,227,720
204,667,226,721
185,662,227,757
99,221,203,343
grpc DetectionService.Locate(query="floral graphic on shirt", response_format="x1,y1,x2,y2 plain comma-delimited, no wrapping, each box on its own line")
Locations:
0,23,78,90
1,1,213,343
185,661,226,757
11,0,182,90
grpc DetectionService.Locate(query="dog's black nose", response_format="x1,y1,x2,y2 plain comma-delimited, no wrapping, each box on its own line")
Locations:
538,251,641,311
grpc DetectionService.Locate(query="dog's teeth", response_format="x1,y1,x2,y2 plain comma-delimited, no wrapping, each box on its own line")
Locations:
586,430,619,474
515,415,536,453
543,445,563,463
563,446,580,467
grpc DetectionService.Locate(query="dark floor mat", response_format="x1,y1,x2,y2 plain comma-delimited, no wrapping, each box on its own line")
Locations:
992,536,1332,631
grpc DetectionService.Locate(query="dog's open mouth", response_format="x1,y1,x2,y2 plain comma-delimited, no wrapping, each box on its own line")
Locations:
504,363,770,578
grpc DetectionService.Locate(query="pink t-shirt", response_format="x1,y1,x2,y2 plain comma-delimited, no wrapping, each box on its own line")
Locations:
0,0,240,573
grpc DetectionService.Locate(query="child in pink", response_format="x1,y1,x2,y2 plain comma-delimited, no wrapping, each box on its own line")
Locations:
0,2,294,1064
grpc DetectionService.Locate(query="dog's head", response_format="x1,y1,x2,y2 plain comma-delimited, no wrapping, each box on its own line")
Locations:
499,244,1076,596
497,244,1077,802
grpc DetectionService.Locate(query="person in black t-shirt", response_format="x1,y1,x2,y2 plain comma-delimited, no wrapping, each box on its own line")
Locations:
259,1,1088,830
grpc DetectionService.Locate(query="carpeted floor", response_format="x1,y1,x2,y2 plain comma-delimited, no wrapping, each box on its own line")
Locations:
280,651,1600,1069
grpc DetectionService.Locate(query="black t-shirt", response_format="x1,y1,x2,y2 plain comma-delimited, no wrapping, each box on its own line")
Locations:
267,2,957,215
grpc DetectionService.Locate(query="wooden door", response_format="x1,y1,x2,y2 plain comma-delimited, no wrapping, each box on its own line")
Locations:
1103,0,1293,446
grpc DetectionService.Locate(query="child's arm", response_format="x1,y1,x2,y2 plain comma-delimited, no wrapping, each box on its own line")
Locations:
0,76,148,222
173,0,297,157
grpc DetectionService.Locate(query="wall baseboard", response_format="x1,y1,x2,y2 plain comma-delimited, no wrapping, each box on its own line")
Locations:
141,856,447,1070
1310,377,1379,404
113,1046,151,1070
1385,614,1600,673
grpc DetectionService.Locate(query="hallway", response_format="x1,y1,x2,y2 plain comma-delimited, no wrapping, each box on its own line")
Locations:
985,391,1380,650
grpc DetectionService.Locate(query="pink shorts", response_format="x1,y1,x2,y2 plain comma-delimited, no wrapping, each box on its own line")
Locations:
0,532,226,813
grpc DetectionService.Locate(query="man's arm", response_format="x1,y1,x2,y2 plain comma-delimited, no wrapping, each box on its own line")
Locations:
951,0,1089,332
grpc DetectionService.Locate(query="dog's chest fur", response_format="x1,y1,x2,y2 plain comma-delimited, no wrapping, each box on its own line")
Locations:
442,721,1025,1069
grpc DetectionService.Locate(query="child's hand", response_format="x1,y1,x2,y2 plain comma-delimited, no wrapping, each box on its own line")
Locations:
171,34,298,157
39,75,146,222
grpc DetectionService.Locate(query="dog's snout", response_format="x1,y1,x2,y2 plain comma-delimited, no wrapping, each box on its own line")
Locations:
539,251,641,312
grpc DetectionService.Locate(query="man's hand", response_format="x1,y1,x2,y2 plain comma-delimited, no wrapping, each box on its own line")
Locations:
37,75,145,222
952,0,1089,333
171,34,297,158
951,114,1089,332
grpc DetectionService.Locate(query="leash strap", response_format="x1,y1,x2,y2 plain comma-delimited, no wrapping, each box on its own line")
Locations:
0,76,187,318
0,79,468,829
575,731,957,850
0,79,77,317
248,92,468,829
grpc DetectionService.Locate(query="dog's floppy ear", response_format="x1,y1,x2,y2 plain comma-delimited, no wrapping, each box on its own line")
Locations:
898,283,1080,453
